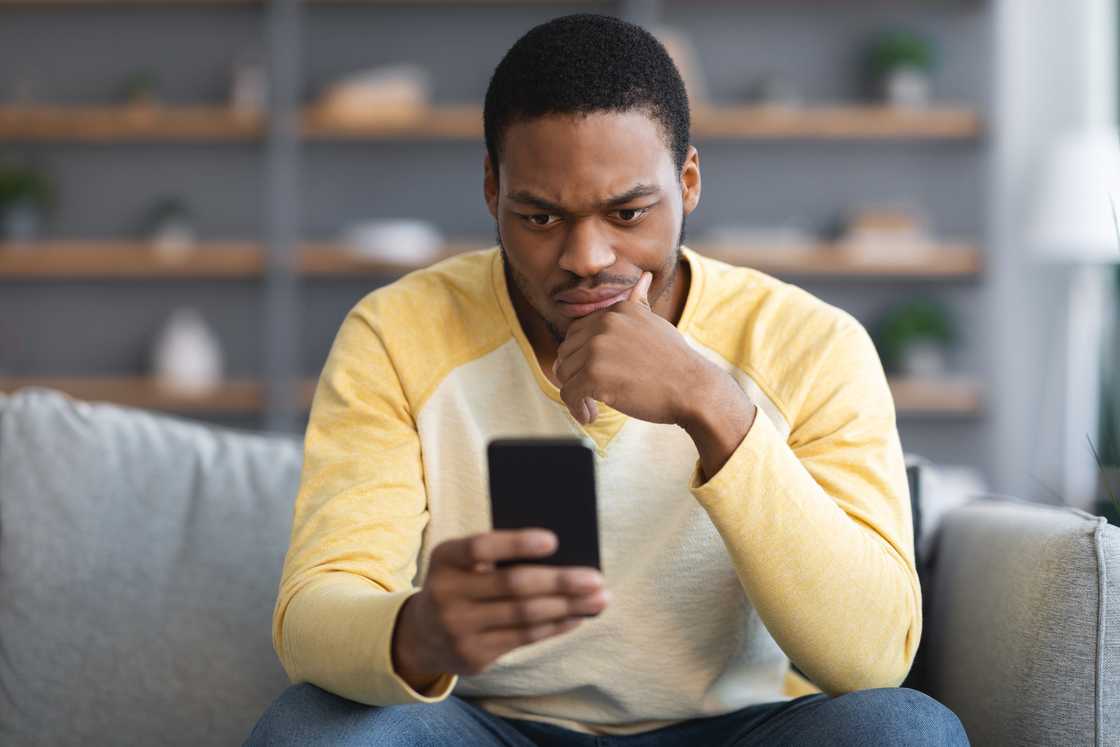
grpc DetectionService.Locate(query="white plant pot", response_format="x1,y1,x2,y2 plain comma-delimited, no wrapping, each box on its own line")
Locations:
884,67,931,108
0,200,44,242
899,340,948,377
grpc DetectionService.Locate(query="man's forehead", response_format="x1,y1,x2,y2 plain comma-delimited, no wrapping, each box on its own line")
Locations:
501,111,674,171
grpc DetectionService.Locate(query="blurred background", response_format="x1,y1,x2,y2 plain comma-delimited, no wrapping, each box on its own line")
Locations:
0,0,1117,520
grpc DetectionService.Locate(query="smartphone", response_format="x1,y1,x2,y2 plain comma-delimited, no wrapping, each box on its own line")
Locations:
487,437,601,570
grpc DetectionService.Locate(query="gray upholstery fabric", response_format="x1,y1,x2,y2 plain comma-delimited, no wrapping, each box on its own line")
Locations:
919,498,1119,747
0,389,302,746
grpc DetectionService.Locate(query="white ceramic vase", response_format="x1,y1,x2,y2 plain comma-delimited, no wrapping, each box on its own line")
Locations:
151,308,224,395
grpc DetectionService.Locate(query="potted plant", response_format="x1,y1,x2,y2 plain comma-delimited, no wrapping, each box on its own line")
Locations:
866,30,937,108
0,163,54,242
874,298,956,376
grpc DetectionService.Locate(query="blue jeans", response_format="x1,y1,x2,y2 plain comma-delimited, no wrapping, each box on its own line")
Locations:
245,683,969,746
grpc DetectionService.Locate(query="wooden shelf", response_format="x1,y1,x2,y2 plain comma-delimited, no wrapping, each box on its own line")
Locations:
302,241,982,279
302,105,481,140
0,1,260,6
0,377,265,413
0,240,982,279
887,376,983,416
698,242,982,278
0,106,264,142
0,104,981,142
0,241,263,278
303,104,982,141
691,105,982,140
0,375,982,417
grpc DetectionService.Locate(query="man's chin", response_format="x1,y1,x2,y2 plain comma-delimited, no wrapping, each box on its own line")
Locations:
541,312,569,344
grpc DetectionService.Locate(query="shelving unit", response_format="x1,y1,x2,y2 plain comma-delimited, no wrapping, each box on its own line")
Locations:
0,241,264,277
303,104,983,141
0,374,984,419
0,104,982,143
0,0,995,472
0,106,263,142
0,376,266,413
0,240,983,279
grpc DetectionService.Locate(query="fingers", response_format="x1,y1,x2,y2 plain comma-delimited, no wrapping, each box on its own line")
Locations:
560,369,606,424
466,589,610,631
554,344,590,385
433,529,557,570
459,563,604,601
474,617,584,655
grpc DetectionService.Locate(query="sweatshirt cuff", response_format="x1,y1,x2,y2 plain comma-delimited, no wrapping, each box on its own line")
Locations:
689,402,785,501
282,575,459,705
385,589,460,702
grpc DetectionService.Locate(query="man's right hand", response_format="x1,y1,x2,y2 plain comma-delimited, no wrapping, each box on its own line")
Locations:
391,528,609,691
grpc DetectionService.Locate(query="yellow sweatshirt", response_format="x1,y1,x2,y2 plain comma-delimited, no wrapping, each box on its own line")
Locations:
272,246,920,736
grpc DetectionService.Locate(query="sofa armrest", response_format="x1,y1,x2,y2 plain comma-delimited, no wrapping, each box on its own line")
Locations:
917,498,1119,747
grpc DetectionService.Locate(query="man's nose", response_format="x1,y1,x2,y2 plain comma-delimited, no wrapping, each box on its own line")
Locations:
557,219,616,278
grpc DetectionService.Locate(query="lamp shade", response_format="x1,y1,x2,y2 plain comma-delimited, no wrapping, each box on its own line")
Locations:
1030,127,1120,263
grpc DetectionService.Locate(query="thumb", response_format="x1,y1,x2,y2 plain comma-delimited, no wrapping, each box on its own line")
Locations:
629,271,653,308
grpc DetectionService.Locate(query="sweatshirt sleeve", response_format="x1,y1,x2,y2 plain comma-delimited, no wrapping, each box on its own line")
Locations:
689,317,920,696
271,298,459,705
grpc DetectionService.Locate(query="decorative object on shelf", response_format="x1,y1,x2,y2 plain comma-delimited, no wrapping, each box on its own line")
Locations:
340,219,443,265
652,27,708,105
744,73,803,110
0,161,54,242
874,299,956,377
141,197,196,261
230,52,268,118
866,30,937,108
5,70,39,106
121,68,161,108
701,224,816,250
151,308,224,397
838,206,935,264
308,64,431,129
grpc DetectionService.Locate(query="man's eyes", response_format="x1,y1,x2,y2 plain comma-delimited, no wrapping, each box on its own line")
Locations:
524,213,561,227
518,207,650,228
612,207,649,223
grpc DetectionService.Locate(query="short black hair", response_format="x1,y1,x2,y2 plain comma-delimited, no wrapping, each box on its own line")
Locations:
483,14,691,174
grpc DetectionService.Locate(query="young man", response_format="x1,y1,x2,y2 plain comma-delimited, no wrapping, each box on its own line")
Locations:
248,14,968,746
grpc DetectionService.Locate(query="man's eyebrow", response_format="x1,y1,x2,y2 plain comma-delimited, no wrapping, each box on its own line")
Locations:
506,184,662,212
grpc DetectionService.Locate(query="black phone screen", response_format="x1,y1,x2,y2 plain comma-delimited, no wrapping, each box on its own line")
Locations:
487,437,601,570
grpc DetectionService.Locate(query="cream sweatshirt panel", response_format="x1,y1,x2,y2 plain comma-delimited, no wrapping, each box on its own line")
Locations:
413,338,792,732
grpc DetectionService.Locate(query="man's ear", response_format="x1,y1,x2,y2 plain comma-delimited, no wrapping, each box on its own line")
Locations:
680,145,701,217
483,153,499,220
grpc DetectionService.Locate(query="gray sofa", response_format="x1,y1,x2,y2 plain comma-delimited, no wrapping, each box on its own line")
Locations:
0,388,1116,746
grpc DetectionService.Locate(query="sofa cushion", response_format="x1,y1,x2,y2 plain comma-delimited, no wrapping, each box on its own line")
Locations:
919,499,1119,746
0,388,302,746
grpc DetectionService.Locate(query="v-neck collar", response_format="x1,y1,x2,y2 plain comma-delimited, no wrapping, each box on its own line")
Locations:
489,246,705,453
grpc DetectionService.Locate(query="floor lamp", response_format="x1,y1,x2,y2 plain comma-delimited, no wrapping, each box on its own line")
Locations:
1029,127,1120,509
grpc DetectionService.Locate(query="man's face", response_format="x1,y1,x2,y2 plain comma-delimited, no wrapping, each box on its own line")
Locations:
485,110,700,342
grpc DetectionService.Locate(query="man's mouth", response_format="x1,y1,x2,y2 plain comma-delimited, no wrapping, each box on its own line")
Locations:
554,287,633,318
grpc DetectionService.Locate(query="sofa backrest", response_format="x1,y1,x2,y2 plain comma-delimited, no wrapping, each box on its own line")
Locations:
0,388,302,746
919,498,1120,746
